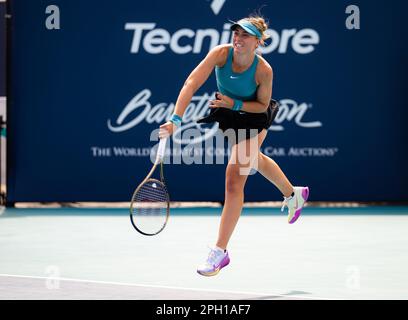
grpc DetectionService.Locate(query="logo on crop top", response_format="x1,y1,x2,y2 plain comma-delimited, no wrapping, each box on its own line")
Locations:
125,23,320,55
107,89,323,143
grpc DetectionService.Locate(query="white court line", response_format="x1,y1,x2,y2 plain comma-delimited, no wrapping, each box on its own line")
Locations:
0,273,335,300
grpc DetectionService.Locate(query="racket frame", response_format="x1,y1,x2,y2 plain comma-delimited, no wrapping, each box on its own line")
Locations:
130,138,170,236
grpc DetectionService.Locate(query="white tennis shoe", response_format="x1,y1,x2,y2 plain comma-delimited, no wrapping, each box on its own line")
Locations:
281,186,310,224
197,247,230,277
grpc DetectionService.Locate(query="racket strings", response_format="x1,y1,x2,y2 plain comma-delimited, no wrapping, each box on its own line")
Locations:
131,179,169,235
134,182,168,204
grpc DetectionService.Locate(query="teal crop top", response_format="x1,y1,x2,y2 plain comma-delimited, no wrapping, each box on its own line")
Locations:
215,46,259,101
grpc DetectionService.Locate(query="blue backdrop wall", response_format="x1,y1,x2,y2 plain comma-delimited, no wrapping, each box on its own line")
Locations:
6,0,408,202
0,2,5,97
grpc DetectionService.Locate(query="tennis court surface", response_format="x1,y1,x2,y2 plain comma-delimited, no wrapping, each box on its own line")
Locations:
1,206,407,300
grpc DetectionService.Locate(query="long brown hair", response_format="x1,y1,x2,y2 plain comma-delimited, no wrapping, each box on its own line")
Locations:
244,14,270,46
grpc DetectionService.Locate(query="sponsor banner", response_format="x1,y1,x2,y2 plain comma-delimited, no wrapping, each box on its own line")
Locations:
7,0,408,202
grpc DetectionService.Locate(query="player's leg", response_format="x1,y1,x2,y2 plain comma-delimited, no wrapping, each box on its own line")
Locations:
255,151,309,224
197,130,267,277
216,130,267,249
255,152,294,197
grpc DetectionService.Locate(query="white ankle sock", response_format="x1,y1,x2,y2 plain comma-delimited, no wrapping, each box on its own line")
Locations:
284,191,295,200
214,246,226,253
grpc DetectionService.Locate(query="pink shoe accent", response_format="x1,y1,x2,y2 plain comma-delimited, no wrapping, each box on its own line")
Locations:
220,255,230,269
302,187,310,201
289,208,302,224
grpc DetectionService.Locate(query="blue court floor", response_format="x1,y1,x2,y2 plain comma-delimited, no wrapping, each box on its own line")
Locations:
0,206,408,300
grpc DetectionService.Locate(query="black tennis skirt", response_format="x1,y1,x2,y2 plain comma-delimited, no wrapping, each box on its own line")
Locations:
197,99,280,142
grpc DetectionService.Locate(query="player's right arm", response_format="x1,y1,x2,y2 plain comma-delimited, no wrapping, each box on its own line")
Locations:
159,45,229,138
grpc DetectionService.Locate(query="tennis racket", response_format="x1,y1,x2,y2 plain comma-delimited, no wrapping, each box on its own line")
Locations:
130,138,170,236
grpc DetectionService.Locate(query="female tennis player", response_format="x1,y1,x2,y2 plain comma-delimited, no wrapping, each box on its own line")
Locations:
159,15,309,277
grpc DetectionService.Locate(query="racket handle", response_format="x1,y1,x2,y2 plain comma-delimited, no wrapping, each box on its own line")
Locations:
157,137,167,161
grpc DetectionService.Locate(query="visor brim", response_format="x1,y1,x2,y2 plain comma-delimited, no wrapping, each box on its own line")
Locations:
230,23,259,38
